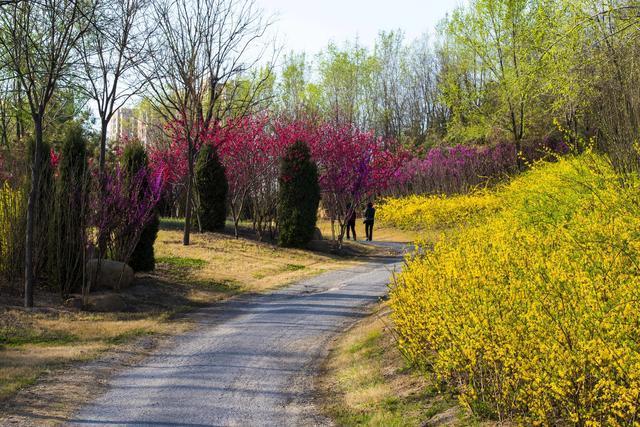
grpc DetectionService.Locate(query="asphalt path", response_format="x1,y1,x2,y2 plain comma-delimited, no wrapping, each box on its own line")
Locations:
68,245,407,427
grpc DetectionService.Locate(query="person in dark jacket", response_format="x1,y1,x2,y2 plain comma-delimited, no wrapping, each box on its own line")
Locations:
346,203,357,240
363,202,376,241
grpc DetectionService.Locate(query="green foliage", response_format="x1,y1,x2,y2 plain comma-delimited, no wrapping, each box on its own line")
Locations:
0,325,77,346
122,140,148,177
129,213,159,272
0,183,25,286
156,256,207,269
195,144,228,231
49,126,87,295
277,140,320,247
122,140,158,272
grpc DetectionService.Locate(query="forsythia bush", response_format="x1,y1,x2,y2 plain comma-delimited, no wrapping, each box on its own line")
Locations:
0,182,24,284
378,190,500,231
389,154,640,425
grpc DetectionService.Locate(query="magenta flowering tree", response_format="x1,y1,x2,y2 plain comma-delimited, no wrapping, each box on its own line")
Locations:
402,138,569,195
214,114,285,238
90,165,164,269
310,123,405,244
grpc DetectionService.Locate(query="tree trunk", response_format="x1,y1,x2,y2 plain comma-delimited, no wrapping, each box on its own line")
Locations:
234,217,240,238
183,175,192,245
99,120,108,175
24,116,43,308
183,142,194,246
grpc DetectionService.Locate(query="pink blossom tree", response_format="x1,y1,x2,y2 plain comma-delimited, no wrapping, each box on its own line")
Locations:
214,115,288,239
310,123,405,244
87,164,164,298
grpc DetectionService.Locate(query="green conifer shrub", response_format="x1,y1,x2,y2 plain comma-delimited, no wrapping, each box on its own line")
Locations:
277,140,320,247
195,144,228,231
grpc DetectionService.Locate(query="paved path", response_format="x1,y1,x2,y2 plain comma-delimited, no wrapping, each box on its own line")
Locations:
67,248,406,426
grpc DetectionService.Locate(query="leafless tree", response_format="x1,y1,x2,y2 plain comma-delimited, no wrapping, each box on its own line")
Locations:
79,0,153,174
142,0,276,245
0,0,95,307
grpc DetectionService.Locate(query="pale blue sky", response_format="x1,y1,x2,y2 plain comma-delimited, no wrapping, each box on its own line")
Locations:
256,0,464,55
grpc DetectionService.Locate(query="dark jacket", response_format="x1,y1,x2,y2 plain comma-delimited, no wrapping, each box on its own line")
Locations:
347,210,356,225
363,206,375,223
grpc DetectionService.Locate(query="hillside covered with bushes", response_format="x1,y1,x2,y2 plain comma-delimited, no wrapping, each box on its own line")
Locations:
382,153,640,424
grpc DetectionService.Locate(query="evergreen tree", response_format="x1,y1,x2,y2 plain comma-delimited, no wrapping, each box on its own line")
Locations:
50,125,87,295
122,141,158,272
27,137,53,285
195,144,228,231
277,140,320,247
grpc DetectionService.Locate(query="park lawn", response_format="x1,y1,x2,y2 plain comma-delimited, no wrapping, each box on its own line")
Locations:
0,309,188,400
0,219,361,403
154,226,356,295
319,304,484,427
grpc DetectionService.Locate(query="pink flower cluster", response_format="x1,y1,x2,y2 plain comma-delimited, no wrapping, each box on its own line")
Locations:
91,165,164,262
401,138,569,194
148,114,406,227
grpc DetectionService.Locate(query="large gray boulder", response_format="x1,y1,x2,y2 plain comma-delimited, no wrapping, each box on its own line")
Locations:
86,259,134,291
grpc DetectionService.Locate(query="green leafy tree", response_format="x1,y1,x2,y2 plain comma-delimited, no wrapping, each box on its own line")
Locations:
442,0,560,150
277,140,320,248
122,141,159,272
195,144,228,232
318,41,379,127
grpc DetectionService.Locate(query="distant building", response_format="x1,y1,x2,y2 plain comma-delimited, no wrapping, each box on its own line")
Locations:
107,107,163,146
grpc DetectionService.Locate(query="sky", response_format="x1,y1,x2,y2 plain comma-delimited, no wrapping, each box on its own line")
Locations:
255,0,464,56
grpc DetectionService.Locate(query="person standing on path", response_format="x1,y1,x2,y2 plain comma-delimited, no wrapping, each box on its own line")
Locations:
346,203,357,240
364,202,376,241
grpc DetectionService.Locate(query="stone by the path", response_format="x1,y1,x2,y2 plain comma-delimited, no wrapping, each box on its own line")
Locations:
86,259,134,291
64,296,84,310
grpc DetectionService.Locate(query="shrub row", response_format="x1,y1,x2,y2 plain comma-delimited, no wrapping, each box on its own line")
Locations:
378,191,500,232
399,137,569,196
389,154,640,424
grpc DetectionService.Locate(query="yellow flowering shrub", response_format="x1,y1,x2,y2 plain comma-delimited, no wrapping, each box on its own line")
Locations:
378,190,501,231
0,182,24,283
389,154,640,424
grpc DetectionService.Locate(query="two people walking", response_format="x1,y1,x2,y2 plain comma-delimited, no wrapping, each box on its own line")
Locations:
345,202,376,242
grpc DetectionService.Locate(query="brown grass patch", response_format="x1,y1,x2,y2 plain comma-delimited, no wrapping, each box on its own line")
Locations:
154,229,355,293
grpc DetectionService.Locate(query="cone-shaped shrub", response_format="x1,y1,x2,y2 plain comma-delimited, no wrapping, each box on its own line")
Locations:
50,125,88,295
195,144,228,231
27,137,53,285
277,140,320,247
122,141,158,272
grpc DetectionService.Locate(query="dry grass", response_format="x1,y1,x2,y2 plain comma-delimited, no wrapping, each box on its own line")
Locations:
0,307,191,401
0,342,107,400
320,305,486,426
154,228,356,293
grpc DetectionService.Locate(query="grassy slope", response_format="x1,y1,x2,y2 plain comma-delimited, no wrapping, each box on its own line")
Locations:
337,154,639,425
